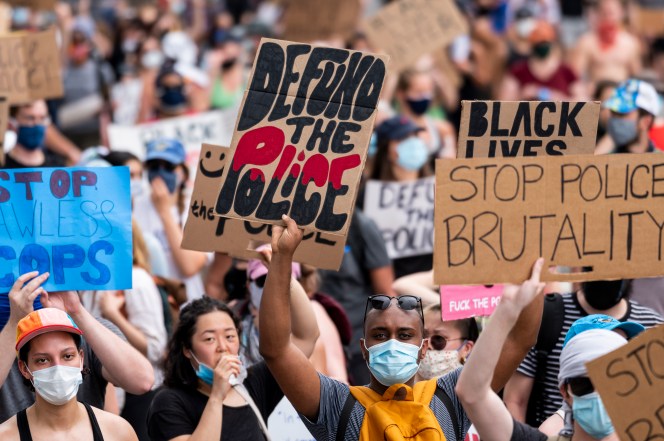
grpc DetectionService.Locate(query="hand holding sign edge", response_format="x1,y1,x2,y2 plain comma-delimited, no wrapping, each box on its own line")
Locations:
271,215,304,259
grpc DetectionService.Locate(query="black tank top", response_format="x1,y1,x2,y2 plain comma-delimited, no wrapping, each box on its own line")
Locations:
17,403,105,441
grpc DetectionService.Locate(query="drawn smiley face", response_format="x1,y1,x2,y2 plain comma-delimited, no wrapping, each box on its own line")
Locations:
198,147,226,178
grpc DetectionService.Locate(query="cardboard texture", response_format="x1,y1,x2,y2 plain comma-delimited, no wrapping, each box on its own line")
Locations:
0,97,7,167
457,101,600,158
586,325,664,441
434,154,664,285
441,284,504,320
0,29,63,104
213,38,388,237
6,0,56,9
364,0,468,72
363,177,435,259
631,4,664,37
183,144,346,270
282,0,360,42
108,108,237,175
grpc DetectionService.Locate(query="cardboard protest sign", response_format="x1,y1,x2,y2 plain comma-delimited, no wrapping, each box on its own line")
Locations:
214,39,388,237
108,108,237,173
434,154,664,285
282,0,360,43
457,101,600,158
363,177,434,259
630,1,664,37
0,167,132,292
364,0,467,72
441,284,504,320
586,325,664,441
6,0,57,9
182,144,346,270
0,97,7,167
0,29,63,104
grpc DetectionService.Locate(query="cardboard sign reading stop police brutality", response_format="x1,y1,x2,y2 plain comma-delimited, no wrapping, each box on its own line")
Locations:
0,29,63,104
364,0,467,72
433,154,664,285
457,101,600,158
7,0,57,9
183,144,345,270
214,39,388,237
0,167,132,292
586,325,664,441
363,177,435,259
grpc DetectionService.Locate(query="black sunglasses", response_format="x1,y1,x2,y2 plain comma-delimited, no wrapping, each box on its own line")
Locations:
427,335,467,351
251,275,267,288
364,295,424,324
567,377,595,397
146,160,176,172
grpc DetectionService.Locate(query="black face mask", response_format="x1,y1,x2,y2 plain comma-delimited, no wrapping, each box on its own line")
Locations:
532,42,552,59
582,280,627,310
221,57,238,71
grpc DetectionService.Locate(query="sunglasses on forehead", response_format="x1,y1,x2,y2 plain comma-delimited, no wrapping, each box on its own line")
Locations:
363,295,424,324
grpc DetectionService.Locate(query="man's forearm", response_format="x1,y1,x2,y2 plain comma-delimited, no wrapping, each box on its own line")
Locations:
289,278,319,357
71,308,154,393
259,255,294,360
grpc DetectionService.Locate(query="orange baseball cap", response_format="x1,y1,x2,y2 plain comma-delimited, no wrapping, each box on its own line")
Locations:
16,308,83,351
529,21,557,44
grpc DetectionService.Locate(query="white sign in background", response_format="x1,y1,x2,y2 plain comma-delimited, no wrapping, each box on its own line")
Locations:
267,397,315,441
364,176,435,259
108,108,237,172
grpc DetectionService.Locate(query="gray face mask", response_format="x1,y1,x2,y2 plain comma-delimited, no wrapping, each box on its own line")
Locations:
607,117,639,148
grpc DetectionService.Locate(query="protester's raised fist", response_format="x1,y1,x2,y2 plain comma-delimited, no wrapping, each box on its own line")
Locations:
271,215,303,257
8,272,49,324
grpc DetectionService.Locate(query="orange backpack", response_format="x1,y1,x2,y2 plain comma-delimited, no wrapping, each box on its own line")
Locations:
348,378,447,441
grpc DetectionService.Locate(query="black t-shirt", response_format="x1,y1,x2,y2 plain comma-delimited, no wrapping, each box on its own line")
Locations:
2,151,65,169
147,362,283,441
510,419,548,441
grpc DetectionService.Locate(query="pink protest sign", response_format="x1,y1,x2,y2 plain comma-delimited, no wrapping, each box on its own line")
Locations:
440,284,504,320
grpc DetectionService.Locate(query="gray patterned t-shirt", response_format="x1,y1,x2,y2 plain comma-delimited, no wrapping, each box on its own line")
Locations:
300,368,470,441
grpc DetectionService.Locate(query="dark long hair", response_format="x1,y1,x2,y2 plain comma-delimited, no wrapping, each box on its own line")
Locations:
163,297,240,388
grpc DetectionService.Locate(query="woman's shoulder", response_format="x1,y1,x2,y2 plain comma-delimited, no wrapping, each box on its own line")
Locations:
0,415,19,440
90,406,138,441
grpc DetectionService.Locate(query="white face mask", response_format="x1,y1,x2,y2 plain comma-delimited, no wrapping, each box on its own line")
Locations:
27,363,83,406
417,349,463,380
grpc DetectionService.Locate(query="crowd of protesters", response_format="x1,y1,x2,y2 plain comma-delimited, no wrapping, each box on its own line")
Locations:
1,0,664,440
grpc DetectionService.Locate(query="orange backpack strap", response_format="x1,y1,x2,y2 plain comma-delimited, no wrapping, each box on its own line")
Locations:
413,378,438,405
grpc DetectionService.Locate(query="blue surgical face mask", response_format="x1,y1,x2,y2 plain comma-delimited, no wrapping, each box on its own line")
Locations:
368,133,378,158
396,137,429,171
190,352,214,385
159,85,187,111
364,339,422,386
148,168,178,194
406,97,431,116
17,125,46,151
572,392,615,439
607,117,639,148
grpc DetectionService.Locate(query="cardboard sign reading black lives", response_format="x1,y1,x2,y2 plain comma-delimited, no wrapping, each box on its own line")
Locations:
434,154,664,285
214,39,388,236
183,144,346,270
457,101,600,158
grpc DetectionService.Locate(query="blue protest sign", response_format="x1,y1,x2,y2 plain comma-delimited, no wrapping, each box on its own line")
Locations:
0,167,132,291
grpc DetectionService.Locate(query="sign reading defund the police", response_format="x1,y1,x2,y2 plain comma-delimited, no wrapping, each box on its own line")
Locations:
182,144,346,270
0,167,132,292
214,39,388,236
363,177,434,259
433,154,664,285
457,101,600,158
587,325,664,441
